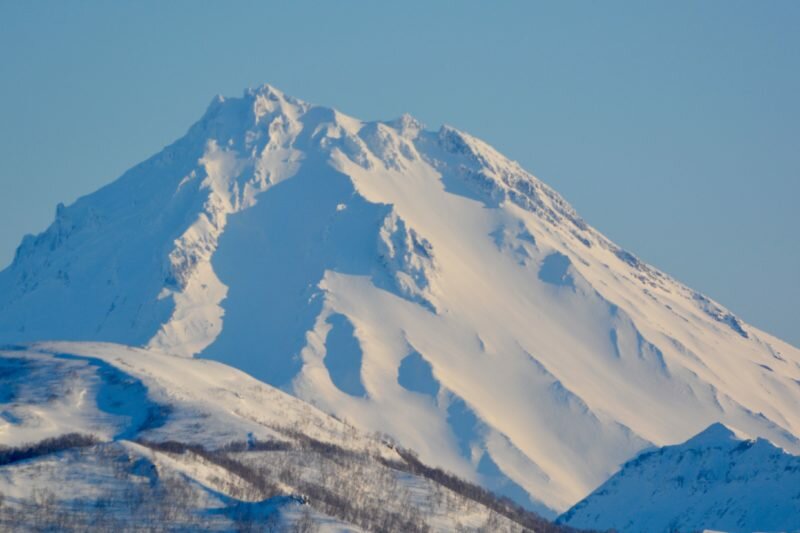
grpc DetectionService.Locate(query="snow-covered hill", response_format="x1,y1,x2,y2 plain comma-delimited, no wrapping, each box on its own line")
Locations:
558,423,800,533
0,341,386,452
0,343,564,532
1,84,799,516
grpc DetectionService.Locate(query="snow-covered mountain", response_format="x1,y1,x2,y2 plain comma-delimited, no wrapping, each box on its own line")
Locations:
0,342,563,532
558,422,800,533
1,84,799,517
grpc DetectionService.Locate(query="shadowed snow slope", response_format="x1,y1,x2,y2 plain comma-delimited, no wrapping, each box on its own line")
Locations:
1,85,799,515
558,423,800,533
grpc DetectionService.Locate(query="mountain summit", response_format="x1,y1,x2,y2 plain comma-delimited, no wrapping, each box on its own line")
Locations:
1,84,799,515
559,422,800,532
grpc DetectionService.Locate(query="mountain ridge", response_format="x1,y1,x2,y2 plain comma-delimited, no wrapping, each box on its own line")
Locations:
558,421,800,532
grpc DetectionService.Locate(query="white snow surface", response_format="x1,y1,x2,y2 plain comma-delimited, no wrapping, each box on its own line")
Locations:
558,422,800,533
1,84,800,515
0,343,541,532
0,342,389,455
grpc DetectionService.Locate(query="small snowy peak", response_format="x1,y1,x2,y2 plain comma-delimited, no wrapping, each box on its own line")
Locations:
559,423,800,533
247,83,304,120
385,112,425,139
682,422,741,449
202,83,310,130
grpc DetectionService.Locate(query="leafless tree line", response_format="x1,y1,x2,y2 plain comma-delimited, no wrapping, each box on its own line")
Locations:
0,429,587,532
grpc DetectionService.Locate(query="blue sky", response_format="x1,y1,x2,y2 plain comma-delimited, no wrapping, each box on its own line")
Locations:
1,1,797,346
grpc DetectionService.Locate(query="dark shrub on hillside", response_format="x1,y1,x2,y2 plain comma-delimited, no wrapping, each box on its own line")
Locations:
0,433,99,466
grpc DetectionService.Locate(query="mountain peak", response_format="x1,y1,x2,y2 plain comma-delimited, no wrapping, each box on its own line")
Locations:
682,422,741,449
245,82,286,98
385,112,424,139
560,421,800,532
197,83,312,138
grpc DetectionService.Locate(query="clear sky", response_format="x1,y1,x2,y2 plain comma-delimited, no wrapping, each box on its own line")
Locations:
1,1,798,346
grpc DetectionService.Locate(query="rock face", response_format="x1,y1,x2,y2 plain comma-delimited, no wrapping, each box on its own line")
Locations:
559,423,800,533
1,85,799,515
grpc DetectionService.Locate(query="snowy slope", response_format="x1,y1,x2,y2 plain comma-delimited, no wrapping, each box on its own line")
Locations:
1,85,799,515
558,423,800,533
0,343,561,532
0,341,389,453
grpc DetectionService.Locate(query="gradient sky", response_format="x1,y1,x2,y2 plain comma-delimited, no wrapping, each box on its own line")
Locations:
1,1,798,346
